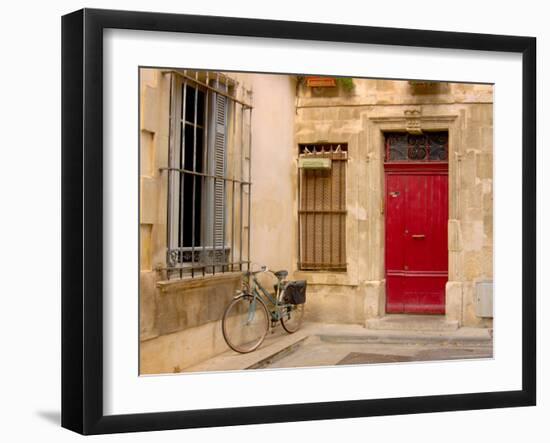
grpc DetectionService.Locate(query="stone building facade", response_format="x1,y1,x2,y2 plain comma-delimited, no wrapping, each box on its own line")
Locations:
139,69,493,374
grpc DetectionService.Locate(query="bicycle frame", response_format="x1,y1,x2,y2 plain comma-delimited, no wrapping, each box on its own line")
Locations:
222,267,304,353
245,271,289,323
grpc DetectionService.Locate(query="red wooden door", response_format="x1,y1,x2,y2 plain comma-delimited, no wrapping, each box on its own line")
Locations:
385,163,448,314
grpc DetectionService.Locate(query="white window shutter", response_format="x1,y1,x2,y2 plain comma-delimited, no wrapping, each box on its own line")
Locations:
213,93,227,254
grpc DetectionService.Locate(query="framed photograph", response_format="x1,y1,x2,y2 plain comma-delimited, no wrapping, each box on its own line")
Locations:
61,8,536,435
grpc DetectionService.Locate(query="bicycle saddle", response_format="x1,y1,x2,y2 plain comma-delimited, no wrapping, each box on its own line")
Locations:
274,270,288,280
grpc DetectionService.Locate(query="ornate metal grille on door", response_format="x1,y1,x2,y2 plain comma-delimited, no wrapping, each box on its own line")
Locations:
385,132,449,162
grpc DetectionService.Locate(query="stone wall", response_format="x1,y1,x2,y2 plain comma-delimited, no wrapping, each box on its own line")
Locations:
140,68,170,343
140,273,241,373
294,78,493,327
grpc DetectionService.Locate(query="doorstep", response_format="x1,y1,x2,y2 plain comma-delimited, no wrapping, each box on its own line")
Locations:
365,314,459,332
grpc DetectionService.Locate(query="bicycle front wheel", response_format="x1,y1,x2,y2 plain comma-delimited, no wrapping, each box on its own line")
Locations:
222,294,270,353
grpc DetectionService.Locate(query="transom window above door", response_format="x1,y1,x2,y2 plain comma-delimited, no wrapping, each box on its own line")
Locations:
384,132,448,162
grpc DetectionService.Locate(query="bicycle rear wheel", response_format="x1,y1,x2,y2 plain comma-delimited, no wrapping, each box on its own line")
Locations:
222,294,270,353
280,303,305,333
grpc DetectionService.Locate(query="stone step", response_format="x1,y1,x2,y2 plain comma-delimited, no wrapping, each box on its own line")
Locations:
366,315,459,332
318,331,491,346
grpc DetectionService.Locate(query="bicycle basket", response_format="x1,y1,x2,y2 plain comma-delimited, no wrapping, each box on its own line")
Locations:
283,280,307,305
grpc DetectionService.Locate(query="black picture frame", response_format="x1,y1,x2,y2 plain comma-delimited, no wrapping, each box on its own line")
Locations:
61,8,536,435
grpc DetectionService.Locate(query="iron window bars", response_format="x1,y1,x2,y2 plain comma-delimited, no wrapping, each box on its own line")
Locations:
298,143,348,271
160,70,253,278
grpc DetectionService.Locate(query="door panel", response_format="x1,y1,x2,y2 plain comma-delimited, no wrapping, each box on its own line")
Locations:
385,167,448,314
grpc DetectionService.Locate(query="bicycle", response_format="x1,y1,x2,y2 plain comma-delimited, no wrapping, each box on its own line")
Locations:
221,265,306,353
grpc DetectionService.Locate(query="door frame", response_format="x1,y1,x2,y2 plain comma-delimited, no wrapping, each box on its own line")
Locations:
362,111,463,323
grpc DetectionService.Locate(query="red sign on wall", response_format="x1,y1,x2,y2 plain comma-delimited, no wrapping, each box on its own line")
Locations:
306,76,337,87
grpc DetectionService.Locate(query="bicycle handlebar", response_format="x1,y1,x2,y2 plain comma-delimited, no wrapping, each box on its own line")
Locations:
243,264,271,277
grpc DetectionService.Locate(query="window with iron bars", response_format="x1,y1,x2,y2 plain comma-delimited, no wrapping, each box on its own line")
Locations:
163,70,252,279
298,143,347,271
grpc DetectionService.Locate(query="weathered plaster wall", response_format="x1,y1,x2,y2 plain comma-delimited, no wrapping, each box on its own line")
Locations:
247,74,297,273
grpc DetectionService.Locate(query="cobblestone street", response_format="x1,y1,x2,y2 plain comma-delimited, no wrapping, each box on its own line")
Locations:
185,322,493,373
254,335,492,369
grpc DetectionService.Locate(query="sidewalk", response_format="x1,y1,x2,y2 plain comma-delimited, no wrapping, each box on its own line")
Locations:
185,322,493,373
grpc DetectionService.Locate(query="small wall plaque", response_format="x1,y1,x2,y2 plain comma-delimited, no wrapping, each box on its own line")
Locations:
306,76,337,87
298,157,332,169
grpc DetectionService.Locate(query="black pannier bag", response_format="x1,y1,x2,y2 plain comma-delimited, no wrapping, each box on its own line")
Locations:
283,280,307,305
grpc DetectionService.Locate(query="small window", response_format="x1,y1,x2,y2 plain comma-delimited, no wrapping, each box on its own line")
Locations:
298,144,347,271
385,132,448,162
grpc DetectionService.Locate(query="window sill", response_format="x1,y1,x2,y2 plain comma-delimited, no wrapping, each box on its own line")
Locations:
293,271,356,287
156,271,242,293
